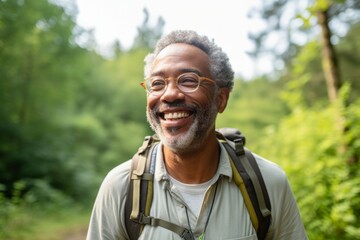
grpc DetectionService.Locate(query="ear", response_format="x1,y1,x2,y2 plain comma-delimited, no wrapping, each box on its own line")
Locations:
217,88,230,113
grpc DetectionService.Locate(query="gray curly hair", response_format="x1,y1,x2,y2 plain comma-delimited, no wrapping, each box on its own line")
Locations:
144,30,234,91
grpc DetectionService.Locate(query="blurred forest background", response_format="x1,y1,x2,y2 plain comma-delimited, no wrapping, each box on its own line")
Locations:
0,0,359,239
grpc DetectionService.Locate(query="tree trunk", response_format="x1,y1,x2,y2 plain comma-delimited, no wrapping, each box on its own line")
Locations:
317,9,342,103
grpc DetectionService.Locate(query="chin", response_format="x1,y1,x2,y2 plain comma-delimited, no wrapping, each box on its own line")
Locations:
161,121,211,154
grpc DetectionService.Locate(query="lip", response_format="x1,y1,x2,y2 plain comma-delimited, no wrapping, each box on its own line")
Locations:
157,107,195,129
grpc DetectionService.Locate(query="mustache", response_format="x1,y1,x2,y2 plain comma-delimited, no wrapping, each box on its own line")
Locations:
153,102,198,113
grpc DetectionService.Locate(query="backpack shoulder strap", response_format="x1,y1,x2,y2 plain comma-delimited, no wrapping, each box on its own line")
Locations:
124,136,195,240
217,128,271,240
125,135,157,240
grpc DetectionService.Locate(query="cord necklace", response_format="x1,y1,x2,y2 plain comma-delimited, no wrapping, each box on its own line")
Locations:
185,180,219,240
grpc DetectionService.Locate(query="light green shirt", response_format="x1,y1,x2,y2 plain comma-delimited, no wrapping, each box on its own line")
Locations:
87,142,308,240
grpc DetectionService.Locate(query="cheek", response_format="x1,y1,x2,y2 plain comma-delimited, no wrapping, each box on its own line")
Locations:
147,95,159,110
197,88,217,106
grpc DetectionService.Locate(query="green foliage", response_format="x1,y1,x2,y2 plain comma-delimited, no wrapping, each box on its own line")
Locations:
217,77,289,148
0,0,86,198
75,48,151,175
247,0,360,80
262,29,360,238
0,181,89,239
279,20,360,107
256,86,360,239
0,182,28,239
254,12,360,237
337,22,360,102
0,0,152,205
0,180,74,239
281,40,329,107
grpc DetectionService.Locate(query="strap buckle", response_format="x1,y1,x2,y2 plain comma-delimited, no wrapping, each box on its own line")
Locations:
138,213,152,225
180,229,195,240
234,138,245,156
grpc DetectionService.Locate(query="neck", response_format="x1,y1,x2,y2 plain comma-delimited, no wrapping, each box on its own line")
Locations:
162,131,220,184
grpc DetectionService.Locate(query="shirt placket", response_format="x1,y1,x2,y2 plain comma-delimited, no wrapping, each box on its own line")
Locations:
167,179,219,239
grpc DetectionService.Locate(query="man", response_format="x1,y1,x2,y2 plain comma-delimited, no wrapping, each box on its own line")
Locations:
87,30,308,240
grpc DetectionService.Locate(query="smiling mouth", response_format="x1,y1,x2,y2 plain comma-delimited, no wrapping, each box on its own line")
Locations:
160,111,192,120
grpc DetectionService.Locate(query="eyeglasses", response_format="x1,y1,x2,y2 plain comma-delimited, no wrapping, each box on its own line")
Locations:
140,72,216,96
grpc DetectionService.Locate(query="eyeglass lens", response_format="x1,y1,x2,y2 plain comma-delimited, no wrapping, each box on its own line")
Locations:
146,73,200,95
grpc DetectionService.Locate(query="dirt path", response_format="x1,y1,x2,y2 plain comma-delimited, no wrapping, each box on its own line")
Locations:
61,227,88,240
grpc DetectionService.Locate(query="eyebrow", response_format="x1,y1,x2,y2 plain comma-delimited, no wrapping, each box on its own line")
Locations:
150,68,203,77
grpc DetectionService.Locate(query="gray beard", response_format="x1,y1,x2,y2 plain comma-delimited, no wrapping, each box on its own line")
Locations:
146,100,218,154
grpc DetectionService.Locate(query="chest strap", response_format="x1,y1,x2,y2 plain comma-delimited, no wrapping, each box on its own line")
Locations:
138,213,194,240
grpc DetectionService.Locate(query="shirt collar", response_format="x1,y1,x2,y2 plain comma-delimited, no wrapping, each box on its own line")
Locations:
154,141,233,182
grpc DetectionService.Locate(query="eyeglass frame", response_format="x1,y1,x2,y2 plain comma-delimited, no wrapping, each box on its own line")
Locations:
140,72,217,96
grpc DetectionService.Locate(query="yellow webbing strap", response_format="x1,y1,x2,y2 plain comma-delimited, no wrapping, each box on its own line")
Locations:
145,179,153,216
130,153,147,220
138,179,154,233
144,143,156,217
229,158,259,231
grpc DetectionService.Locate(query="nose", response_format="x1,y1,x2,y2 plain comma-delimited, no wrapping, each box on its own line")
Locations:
160,81,185,102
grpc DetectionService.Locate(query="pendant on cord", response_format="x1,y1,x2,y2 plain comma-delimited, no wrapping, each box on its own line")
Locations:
198,232,205,240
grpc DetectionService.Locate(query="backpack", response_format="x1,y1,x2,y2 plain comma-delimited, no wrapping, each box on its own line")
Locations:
124,128,271,240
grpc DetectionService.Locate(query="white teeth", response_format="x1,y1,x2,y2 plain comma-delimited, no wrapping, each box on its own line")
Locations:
164,112,189,120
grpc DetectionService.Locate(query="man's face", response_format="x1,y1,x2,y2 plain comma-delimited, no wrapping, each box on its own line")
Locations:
145,43,229,154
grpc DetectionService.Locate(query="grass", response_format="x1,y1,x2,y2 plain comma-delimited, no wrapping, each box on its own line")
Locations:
27,207,91,240
1,204,91,240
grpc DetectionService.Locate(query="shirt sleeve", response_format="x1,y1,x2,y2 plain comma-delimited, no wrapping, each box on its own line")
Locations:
270,177,308,240
86,161,132,240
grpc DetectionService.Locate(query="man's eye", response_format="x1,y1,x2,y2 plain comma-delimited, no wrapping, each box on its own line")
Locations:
178,76,198,87
151,79,166,90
